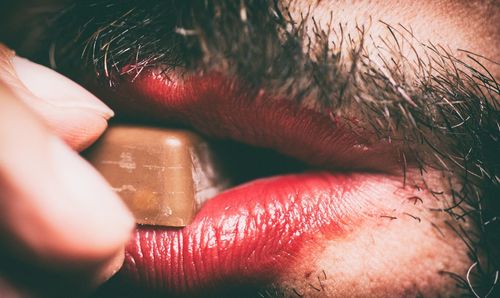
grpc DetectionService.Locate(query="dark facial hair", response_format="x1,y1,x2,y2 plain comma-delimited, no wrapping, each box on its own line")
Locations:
34,0,500,296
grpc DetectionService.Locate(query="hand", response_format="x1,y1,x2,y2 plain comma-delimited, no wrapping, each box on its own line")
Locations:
0,44,134,297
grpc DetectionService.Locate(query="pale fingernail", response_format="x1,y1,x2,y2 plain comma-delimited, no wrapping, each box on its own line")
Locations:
11,56,114,119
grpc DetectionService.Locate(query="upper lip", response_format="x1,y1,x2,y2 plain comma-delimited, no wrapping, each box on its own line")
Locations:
96,69,403,295
106,70,403,173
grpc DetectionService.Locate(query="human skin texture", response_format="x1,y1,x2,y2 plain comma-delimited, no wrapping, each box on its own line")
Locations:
0,0,498,297
288,0,499,76
268,1,498,296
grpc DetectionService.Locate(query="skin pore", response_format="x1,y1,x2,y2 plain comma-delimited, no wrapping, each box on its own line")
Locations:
3,0,498,296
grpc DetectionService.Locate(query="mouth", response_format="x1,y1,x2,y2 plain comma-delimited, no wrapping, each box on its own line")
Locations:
93,69,406,296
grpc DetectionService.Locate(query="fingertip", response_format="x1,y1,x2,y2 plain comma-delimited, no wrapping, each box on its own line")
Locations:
43,107,110,151
0,117,134,266
0,45,114,151
46,137,135,261
11,56,114,119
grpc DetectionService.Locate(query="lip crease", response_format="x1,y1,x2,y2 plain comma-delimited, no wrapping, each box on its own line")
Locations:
95,70,404,295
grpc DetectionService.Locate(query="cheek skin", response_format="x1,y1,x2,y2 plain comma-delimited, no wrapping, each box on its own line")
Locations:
276,174,472,296
270,2,492,295
280,218,470,297
285,0,499,78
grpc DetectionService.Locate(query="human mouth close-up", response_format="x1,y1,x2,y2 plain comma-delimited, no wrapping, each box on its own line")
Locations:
1,0,498,297
123,71,399,289
87,69,448,297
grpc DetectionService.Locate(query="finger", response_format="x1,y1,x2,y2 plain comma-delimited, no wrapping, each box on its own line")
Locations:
0,81,134,282
0,43,113,151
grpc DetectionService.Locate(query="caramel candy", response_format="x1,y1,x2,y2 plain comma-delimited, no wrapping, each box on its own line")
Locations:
85,125,225,227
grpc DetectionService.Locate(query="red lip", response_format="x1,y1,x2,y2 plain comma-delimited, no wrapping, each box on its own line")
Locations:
124,173,376,294
98,70,403,295
109,71,402,172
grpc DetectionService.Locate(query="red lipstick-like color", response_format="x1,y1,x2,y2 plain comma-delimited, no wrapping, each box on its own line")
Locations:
95,70,402,295
107,71,403,172
124,173,374,294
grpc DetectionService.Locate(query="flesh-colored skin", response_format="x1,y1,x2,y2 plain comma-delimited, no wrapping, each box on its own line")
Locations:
277,174,471,296
0,1,498,297
286,0,499,77
273,1,498,296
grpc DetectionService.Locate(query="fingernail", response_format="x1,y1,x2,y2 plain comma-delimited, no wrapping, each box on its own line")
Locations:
11,56,114,119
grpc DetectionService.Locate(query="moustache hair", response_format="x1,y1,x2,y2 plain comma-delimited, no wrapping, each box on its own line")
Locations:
44,0,499,294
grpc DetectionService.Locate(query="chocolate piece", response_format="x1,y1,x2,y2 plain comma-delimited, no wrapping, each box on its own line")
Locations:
85,125,225,227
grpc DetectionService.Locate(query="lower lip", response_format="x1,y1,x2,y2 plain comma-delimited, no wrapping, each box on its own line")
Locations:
119,172,384,295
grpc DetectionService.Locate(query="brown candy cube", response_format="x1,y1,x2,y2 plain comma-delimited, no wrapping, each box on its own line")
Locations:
85,125,225,227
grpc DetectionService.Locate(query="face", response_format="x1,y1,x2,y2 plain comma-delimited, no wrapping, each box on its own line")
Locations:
2,0,499,297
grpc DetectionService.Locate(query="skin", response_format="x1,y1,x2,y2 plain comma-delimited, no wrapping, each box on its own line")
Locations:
288,0,499,77
270,1,498,296
277,175,471,296
0,0,498,297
